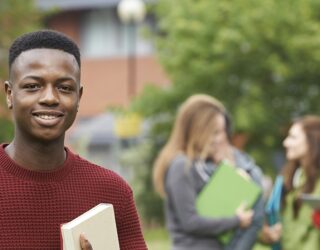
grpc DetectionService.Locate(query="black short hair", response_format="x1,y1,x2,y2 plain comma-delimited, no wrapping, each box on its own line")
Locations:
9,30,81,70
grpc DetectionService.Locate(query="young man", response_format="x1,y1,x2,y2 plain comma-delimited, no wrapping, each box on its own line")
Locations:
2,30,147,249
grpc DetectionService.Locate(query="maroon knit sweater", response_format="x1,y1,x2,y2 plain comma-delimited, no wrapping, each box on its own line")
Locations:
0,144,147,249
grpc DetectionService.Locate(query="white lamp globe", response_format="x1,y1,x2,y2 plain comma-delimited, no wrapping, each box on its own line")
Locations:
118,0,146,23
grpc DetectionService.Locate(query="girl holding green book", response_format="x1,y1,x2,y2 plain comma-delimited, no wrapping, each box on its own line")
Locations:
153,94,265,250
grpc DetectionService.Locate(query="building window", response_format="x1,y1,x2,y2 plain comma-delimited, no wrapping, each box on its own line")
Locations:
80,7,154,58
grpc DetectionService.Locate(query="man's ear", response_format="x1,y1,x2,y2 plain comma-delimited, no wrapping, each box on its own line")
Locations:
79,84,83,100
77,85,83,112
4,81,13,109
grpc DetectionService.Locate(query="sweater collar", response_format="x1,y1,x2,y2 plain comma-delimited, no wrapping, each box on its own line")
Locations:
0,144,75,182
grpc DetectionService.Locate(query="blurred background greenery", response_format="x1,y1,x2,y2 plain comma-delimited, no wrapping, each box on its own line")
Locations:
0,0,42,142
130,0,320,229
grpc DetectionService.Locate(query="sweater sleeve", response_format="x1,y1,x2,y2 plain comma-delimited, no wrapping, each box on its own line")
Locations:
117,186,147,250
165,156,240,237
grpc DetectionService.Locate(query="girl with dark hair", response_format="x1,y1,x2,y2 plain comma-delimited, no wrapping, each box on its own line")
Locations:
259,115,320,250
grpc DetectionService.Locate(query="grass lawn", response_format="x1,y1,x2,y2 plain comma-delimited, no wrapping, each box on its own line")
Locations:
144,227,170,250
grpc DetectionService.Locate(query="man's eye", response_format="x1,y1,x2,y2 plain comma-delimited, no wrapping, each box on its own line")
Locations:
24,84,40,90
58,85,73,92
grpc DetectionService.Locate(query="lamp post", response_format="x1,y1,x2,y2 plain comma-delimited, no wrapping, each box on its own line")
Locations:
117,0,146,100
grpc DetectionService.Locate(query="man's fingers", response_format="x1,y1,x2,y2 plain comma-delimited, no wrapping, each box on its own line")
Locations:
80,233,93,250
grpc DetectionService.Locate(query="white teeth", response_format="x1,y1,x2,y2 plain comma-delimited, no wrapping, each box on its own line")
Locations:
38,115,58,120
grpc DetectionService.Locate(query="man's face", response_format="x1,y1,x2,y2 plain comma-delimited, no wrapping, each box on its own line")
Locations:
5,48,82,142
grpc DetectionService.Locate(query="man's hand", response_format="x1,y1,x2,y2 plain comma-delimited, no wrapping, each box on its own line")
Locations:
80,233,93,250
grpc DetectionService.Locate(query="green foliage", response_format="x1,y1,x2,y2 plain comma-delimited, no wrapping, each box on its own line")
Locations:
0,118,14,142
119,138,164,225
135,0,320,165
131,0,320,222
0,0,41,142
144,227,170,250
0,0,42,79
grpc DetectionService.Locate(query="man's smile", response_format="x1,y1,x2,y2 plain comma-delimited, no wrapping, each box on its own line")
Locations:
32,110,64,126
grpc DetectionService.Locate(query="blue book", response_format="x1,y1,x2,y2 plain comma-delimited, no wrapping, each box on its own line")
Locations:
265,175,283,250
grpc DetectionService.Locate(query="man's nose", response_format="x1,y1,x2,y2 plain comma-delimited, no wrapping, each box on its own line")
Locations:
39,85,59,106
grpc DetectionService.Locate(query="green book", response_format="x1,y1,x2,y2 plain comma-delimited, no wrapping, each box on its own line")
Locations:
196,161,261,244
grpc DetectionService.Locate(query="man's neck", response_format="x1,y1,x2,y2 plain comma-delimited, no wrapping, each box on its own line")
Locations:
5,138,67,172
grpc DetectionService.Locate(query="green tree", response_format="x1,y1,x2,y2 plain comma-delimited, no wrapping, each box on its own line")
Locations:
135,0,320,168
131,0,320,223
0,0,42,141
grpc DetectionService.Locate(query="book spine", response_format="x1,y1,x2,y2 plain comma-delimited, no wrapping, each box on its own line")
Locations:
61,229,76,250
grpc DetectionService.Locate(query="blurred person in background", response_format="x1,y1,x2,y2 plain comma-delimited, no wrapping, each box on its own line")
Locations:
153,94,264,250
258,115,320,250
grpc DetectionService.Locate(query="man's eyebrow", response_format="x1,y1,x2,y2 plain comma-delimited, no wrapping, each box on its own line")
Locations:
21,75,43,81
56,76,77,83
21,75,77,82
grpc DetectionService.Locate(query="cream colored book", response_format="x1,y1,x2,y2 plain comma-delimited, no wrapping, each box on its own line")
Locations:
61,203,120,250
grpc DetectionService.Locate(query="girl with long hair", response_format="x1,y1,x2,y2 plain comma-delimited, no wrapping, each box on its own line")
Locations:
259,115,320,250
153,94,264,250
